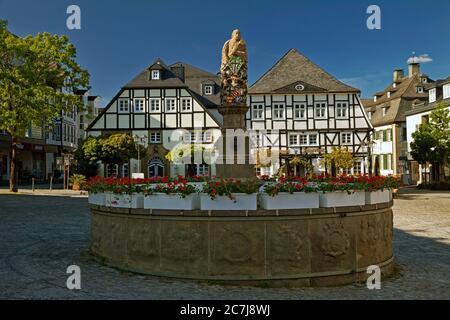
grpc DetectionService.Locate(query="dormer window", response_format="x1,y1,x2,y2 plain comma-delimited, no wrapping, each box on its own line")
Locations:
429,88,436,103
204,85,213,95
416,86,423,93
382,107,388,116
373,96,377,102
151,70,160,80
387,92,391,98
393,83,397,88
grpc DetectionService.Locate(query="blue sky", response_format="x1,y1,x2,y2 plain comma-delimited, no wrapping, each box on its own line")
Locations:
2,0,450,104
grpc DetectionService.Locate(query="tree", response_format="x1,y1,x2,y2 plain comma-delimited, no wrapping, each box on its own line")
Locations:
73,137,100,178
0,22,90,191
323,147,354,176
410,102,450,182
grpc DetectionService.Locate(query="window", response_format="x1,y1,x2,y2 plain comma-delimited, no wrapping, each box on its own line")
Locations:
368,111,372,120
299,134,308,145
387,92,391,98
202,131,212,143
309,134,318,145
289,134,298,146
273,103,285,119
354,161,362,175
148,158,164,177
184,132,198,143
315,102,327,118
373,96,377,102
196,164,209,176
382,107,388,116
416,87,423,93
341,132,352,144
443,84,450,99
294,103,306,119
204,85,213,95
429,88,436,103
122,164,129,178
336,103,348,118
252,104,264,120
150,132,161,144
181,98,192,112
151,70,160,80
386,128,392,142
150,99,161,112
118,99,129,113
106,164,119,178
134,99,145,113
165,98,176,112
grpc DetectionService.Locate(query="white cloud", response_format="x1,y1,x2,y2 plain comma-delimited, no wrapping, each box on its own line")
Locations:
407,54,433,64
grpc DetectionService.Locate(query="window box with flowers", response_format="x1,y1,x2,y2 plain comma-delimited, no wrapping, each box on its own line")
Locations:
143,182,199,210
261,178,319,209
364,176,398,204
103,178,145,209
200,179,259,211
316,175,367,207
85,176,109,206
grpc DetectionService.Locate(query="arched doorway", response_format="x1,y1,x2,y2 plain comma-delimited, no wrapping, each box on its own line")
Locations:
148,158,164,177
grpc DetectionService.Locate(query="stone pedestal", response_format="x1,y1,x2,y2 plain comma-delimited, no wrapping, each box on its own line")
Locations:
215,104,255,179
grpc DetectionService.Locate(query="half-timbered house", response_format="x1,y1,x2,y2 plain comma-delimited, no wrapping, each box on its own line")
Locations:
247,49,373,176
87,59,223,178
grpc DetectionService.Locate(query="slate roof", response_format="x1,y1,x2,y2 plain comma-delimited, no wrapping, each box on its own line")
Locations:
363,73,433,127
249,49,359,94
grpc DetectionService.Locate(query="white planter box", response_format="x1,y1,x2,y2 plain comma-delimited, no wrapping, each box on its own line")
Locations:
365,190,391,204
200,193,257,211
319,191,365,208
260,192,319,210
105,192,144,209
88,193,105,206
144,193,199,210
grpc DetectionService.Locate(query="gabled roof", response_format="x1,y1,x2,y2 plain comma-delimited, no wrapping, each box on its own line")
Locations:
249,49,359,94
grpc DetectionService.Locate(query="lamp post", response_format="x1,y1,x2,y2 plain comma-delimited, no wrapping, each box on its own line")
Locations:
362,138,375,177
134,135,148,174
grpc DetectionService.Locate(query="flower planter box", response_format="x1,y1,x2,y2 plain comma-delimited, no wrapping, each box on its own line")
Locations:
88,193,105,206
187,182,205,192
105,192,144,209
143,193,199,210
319,191,365,208
365,189,391,204
260,192,319,210
200,193,257,211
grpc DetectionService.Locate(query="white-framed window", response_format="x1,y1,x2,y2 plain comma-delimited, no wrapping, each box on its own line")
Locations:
181,98,192,112
202,131,212,143
373,96,377,102
204,85,213,95
443,84,450,99
289,134,298,146
165,98,176,112
150,132,161,144
336,102,348,118
429,88,436,103
309,134,318,145
382,107,388,117
315,102,327,118
273,103,285,120
387,92,391,98
341,132,352,144
195,164,209,176
134,98,145,113
368,111,372,120
294,103,306,119
184,132,198,143
416,86,423,93
354,161,362,175
252,104,264,120
118,99,130,113
149,99,161,113
299,134,308,145
151,70,160,80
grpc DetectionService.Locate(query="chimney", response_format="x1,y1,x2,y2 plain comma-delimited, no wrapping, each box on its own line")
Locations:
393,69,404,82
170,64,185,82
408,63,420,78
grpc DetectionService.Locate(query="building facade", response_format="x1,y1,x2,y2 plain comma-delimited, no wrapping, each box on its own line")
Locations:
405,76,450,184
87,59,223,178
247,49,372,176
363,62,433,182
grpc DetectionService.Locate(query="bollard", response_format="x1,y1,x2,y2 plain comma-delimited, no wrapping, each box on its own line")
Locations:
49,176,53,191
32,177,35,192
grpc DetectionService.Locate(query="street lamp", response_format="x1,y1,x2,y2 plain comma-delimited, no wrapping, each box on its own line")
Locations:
134,135,148,174
361,137,376,177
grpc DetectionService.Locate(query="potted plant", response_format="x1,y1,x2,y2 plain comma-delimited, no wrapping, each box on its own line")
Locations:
317,175,366,207
85,176,108,206
261,177,319,209
143,181,199,210
365,175,398,204
200,179,259,211
104,178,145,209
70,174,86,191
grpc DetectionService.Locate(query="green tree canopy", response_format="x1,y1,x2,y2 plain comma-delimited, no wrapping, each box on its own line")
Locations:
100,133,138,165
0,22,90,191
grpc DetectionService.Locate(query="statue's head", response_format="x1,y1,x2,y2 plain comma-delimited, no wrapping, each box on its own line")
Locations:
231,29,241,40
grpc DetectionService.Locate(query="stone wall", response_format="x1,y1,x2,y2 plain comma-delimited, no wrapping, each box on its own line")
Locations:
90,202,394,287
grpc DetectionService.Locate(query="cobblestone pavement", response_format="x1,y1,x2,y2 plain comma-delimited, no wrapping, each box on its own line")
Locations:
0,188,449,299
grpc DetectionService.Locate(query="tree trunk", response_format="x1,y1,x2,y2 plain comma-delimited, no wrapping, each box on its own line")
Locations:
9,136,18,192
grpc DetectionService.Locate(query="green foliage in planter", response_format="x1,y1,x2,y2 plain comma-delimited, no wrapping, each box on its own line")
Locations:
69,174,86,187
143,182,198,198
202,179,259,200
